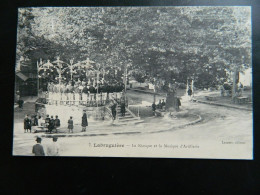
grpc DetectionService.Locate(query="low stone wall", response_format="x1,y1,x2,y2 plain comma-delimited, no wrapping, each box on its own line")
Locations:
128,105,153,118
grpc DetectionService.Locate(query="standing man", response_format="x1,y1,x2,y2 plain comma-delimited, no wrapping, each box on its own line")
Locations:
44,114,50,133
174,97,181,111
83,84,89,94
46,137,60,156
152,102,156,116
158,99,162,110
161,99,166,111
18,98,24,110
48,116,55,134
68,116,74,133
54,115,60,133
24,115,31,133
111,103,117,120
188,87,192,101
32,137,45,156
81,110,88,132
121,101,126,117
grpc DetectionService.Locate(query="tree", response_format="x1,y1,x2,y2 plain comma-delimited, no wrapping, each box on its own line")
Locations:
17,7,251,90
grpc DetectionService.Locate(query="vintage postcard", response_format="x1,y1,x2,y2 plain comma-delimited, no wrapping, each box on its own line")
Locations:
13,6,253,159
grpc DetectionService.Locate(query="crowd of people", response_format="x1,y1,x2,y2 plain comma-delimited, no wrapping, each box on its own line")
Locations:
46,78,125,94
110,101,126,120
152,97,182,116
24,114,61,134
152,99,166,116
24,110,90,134
39,79,126,107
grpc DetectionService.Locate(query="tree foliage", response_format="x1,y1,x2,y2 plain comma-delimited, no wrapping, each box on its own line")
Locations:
17,7,251,88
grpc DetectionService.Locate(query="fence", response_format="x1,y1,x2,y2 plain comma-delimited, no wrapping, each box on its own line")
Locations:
39,91,124,107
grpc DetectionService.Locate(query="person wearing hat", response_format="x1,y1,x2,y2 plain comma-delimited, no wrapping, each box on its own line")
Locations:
46,137,60,156
18,98,24,110
48,116,55,134
68,116,74,133
152,102,156,116
24,115,32,133
120,101,126,117
111,102,117,120
187,87,192,101
32,137,45,156
54,115,60,133
162,99,166,111
81,110,88,132
45,114,50,130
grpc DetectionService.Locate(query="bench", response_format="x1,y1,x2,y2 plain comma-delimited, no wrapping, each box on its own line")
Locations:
33,126,48,133
33,125,60,133
155,110,164,117
234,96,249,104
205,96,217,101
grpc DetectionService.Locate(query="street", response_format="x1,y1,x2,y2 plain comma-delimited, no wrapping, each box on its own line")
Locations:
59,101,253,159
12,95,253,159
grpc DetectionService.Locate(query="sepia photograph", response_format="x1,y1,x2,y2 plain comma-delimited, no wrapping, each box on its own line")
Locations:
13,6,253,159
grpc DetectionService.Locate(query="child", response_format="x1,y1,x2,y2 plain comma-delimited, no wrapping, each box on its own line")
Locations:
68,116,73,133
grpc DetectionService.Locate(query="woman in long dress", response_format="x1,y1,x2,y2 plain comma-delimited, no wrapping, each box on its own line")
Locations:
81,111,88,132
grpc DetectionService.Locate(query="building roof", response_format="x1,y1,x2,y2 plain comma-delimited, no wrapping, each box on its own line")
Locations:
16,71,28,81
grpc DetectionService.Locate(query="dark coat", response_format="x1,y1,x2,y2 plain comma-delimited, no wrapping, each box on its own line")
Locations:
55,119,60,127
48,119,55,130
24,118,31,129
89,86,96,93
152,103,156,111
32,144,45,156
32,117,38,126
188,89,192,96
68,119,73,129
177,98,181,106
121,103,126,113
82,113,88,127
158,102,162,109
82,87,89,94
18,100,24,108
111,104,117,117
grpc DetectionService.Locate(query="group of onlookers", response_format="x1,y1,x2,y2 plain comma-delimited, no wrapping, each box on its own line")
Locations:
32,136,60,156
110,101,126,120
152,97,182,115
67,110,89,133
46,79,124,94
24,114,60,134
24,111,90,134
152,99,166,116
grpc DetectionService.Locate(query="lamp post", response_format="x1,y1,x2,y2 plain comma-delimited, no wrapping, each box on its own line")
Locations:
123,63,131,104
56,57,63,93
37,60,40,97
69,59,74,80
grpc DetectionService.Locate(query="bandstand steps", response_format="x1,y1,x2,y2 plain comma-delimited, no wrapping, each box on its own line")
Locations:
115,117,143,125
109,104,143,125
118,115,133,119
117,112,131,116
118,117,140,122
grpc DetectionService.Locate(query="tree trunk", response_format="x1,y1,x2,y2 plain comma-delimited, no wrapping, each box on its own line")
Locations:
232,68,238,100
